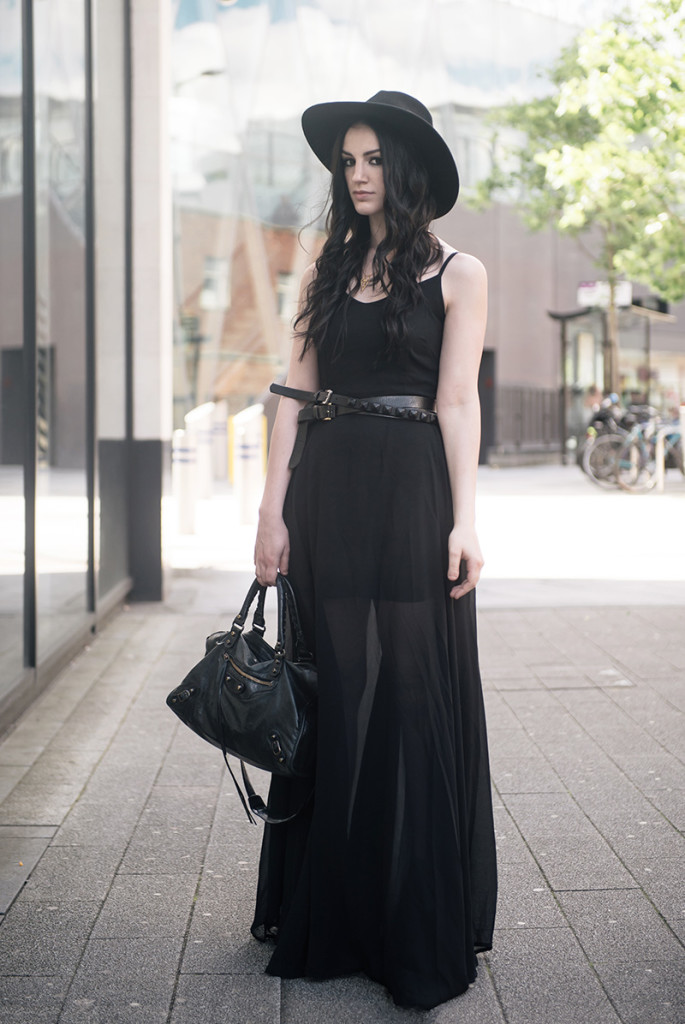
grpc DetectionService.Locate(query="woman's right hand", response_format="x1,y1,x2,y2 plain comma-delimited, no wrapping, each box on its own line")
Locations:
254,514,290,585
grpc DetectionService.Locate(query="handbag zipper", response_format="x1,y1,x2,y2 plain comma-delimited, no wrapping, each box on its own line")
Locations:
225,657,277,687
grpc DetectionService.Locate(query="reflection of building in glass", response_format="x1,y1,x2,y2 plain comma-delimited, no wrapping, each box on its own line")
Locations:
170,0,684,455
0,0,165,728
174,206,322,415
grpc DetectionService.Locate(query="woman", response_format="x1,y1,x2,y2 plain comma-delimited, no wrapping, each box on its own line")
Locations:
252,91,497,1011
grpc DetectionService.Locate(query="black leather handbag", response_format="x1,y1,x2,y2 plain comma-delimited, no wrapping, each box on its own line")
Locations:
166,574,316,824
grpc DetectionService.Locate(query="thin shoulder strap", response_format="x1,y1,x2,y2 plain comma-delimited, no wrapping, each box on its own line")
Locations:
438,250,459,277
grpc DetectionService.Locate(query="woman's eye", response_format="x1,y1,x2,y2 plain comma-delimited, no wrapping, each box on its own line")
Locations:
370,156,383,165
342,157,354,168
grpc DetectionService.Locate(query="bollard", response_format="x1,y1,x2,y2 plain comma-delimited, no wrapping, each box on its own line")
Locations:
655,429,666,492
172,428,197,534
230,403,267,525
212,400,229,481
185,402,215,502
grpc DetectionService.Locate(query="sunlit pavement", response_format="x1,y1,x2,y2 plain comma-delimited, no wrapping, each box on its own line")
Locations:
166,463,685,606
1,463,684,1023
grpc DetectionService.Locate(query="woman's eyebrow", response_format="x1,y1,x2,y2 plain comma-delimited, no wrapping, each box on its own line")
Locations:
341,148,382,157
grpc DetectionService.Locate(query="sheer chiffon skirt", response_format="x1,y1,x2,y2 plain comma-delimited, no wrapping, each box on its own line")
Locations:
251,416,497,1011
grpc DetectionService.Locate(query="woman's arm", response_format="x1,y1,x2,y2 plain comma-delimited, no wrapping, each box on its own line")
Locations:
435,251,488,600
254,266,320,586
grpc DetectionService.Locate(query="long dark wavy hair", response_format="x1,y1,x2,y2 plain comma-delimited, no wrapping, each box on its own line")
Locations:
295,119,442,360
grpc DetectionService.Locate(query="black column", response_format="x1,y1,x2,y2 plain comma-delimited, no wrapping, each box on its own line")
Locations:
21,0,37,668
85,0,97,614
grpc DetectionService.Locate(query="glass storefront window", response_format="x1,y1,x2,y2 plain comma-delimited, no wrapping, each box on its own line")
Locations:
649,352,685,420
616,311,683,416
618,317,651,407
34,0,89,656
562,314,605,438
0,0,25,688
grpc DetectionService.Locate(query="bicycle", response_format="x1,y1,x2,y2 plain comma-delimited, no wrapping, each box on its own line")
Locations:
582,430,626,488
579,401,655,488
616,422,683,493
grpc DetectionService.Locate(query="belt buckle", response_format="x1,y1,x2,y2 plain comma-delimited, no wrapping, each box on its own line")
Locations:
314,389,335,421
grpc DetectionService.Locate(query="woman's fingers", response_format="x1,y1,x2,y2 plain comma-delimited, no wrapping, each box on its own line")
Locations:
449,556,479,599
254,523,290,586
278,540,290,578
447,526,484,600
447,545,463,582
255,552,280,586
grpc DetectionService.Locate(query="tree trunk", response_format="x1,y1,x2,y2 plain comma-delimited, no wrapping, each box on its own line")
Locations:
605,292,619,394
604,251,620,395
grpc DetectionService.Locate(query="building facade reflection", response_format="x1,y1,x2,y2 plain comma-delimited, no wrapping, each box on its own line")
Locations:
0,0,145,726
170,0,684,454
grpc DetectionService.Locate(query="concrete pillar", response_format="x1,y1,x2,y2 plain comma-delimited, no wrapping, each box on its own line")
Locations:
129,0,173,599
95,0,129,600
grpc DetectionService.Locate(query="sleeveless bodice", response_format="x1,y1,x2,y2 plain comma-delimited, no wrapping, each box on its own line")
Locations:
318,273,448,399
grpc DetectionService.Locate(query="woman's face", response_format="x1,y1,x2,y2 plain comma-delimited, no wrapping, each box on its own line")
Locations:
342,124,385,219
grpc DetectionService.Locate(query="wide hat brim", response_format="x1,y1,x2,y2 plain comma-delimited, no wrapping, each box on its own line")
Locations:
302,95,459,218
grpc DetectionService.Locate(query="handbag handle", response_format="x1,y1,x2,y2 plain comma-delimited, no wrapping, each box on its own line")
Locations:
275,573,312,662
228,578,266,639
227,574,311,662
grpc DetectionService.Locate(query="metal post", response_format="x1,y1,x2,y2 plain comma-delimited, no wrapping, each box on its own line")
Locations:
559,319,568,464
655,429,666,492
602,308,611,394
644,316,651,406
84,0,97,614
22,0,37,668
124,0,134,580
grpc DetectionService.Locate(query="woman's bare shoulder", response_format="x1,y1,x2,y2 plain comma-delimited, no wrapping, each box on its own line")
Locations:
434,237,486,280
435,246,487,315
440,249,487,297
295,262,319,304
302,261,318,285
448,251,486,281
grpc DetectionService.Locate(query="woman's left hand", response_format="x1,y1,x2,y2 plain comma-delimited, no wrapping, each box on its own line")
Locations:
447,524,484,600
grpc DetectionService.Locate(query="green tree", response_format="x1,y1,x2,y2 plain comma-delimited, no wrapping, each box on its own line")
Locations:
472,0,685,390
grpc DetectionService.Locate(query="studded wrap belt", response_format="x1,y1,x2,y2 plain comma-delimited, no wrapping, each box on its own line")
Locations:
270,383,437,469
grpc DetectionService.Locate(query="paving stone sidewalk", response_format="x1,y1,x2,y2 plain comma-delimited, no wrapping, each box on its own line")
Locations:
0,569,683,1024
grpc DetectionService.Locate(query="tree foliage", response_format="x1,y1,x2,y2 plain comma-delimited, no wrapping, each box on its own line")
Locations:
472,0,685,302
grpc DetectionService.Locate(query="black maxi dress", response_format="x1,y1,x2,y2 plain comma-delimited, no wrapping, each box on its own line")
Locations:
251,255,497,1011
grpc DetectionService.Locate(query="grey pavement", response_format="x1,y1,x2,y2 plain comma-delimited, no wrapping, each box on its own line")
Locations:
2,550,685,1017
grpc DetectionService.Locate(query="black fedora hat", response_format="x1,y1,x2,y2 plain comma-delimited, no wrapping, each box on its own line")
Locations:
301,90,459,217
